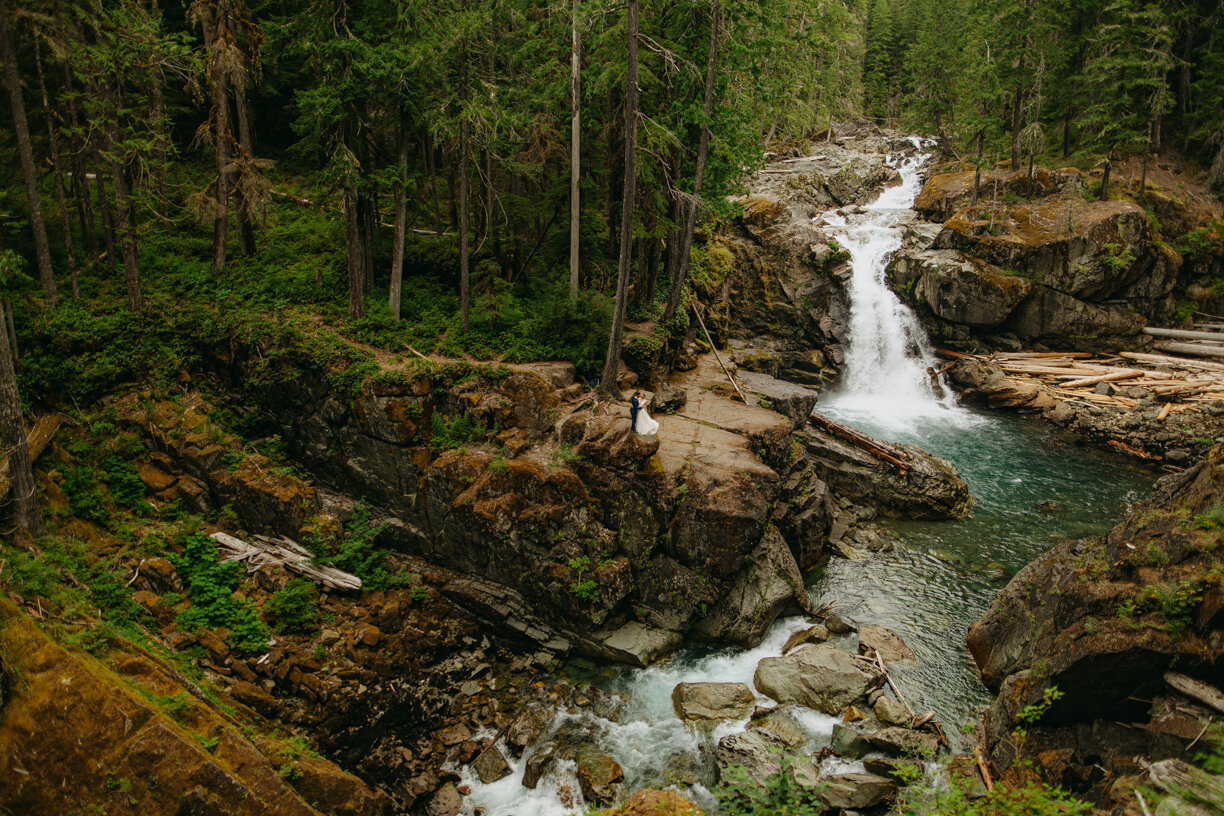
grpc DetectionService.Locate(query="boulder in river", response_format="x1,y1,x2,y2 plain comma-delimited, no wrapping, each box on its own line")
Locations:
830,723,872,759
873,695,911,726
671,682,756,723
782,624,830,654
754,643,884,714
858,624,916,663
747,707,808,748
716,729,820,787
817,772,898,810
427,783,463,816
865,756,925,785
576,747,625,806
869,726,940,757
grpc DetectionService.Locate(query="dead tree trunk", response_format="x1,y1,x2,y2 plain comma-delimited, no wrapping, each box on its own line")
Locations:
0,314,37,535
390,122,408,322
0,0,56,302
569,0,581,301
600,0,639,390
662,0,719,324
34,41,78,298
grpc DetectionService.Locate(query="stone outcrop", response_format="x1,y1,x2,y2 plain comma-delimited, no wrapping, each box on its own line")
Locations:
894,164,1198,349
967,445,1224,805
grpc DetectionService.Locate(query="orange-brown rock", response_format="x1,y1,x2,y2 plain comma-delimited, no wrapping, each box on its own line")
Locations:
0,602,388,816
605,789,705,816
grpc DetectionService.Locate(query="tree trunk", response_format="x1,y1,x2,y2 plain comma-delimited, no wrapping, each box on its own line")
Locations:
233,82,258,255
3,298,16,361
0,310,37,535
0,0,56,302
149,71,169,221
390,123,408,322
569,0,581,301
1140,150,1149,201
34,41,78,298
1062,103,1073,158
1009,85,1024,169
600,0,639,390
424,128,441,233
345,184,364,320
96,170,118,270
459,54,472,333
663,0,719,324
1100,156,1111,201
971,129,984,206
63,66,98,261
106,140,143,313
360,192,375,292
201,6,230,274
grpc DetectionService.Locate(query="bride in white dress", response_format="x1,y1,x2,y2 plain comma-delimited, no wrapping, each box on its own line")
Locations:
635,391,659,436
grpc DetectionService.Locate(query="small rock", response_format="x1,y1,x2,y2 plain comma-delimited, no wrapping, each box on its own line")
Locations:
830,723,871,759
824,615,856,634
1166,449,1191,465
842,705,866,723
671,682,756,722
865,756,924,785
436,724,473,747
873,696,910,726
1036,500,1064,512
747,708,808,748
818,772,897,810
507,707,550,755
427,783,463,816
782,624,830,655
857,625,915,663
869,726,940,757
576,748,624,806
473,745,512,785
522,747,556,790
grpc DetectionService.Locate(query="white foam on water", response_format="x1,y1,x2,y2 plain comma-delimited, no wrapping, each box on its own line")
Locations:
818,142,985,438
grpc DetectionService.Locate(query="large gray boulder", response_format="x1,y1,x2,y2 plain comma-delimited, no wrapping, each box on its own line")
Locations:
818,773,898,810
671,682,755,722
754,644,884,714
858,624,916,663
716,730,820,787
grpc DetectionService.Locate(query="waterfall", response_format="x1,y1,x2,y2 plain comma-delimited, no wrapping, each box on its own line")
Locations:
818,141,973,435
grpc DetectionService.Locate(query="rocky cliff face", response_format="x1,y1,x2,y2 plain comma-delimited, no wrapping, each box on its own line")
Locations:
0,600,388,816
894,165,1222,351
204,347,967,668
967,445,1224,805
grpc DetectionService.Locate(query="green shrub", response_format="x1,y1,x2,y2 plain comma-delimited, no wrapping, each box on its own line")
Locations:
170,533,270,653
266,578,320,634
718,756,827,816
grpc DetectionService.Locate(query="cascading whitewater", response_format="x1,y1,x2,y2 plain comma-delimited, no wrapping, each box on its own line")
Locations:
819,141,967,433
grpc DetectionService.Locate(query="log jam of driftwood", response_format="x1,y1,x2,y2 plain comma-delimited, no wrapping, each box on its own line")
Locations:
210,531,362,591
0,414,61,498
807,413,912,471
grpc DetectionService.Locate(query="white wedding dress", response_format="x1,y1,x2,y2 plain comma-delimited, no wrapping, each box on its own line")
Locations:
636,405,659,436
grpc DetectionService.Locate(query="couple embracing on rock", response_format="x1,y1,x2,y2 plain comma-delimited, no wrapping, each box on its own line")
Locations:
629,391,659,436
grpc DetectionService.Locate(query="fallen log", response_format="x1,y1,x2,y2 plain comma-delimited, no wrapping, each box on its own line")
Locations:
1157,403,1173,421
1154,341,1224,359
807,413,912,471
1149,759,1224,809
1143,326,1224,342
1165,672,1224,717
1109,439,1161,460
974,746,995,793
0,414,62,499
210,531,362,591
1060,370,1144,389
1120,351,1224,373
993,351,1094,359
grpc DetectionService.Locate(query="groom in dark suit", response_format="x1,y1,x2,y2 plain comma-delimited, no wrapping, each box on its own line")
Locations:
629,393,641,432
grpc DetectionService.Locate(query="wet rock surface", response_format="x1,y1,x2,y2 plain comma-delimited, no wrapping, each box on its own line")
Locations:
968,445,1224,804
671,682,756,722
754,643,884,714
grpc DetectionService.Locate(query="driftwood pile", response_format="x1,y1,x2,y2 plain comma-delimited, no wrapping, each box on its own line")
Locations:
942,349,1224,414
1144,321,1224,359
209,531,362,592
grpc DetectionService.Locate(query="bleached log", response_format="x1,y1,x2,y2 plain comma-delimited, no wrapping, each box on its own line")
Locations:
1155,342,1224,359
1144,326,1224,342
210,531,362,591
1060,370,1143,389
1166,672,1224,717
1149,759,1224,808
1120,351,1224,373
